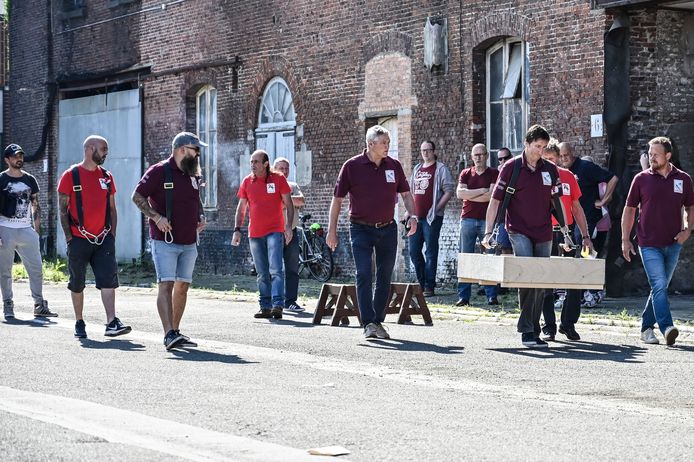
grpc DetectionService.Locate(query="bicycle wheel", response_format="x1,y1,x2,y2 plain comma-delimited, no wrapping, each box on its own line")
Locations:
307,235,334,282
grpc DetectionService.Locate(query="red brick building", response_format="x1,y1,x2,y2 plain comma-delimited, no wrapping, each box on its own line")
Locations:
6,0,694,295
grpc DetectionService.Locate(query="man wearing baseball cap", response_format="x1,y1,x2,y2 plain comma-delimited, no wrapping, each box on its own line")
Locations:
132,132,207,350
0,144,57,319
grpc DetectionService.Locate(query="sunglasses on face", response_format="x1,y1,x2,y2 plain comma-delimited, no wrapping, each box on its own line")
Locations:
498,155,512,161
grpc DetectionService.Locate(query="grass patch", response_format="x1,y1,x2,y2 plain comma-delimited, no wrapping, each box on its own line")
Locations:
13,259,68,283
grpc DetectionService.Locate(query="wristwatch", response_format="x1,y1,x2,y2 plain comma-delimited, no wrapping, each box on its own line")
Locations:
233,227,241,233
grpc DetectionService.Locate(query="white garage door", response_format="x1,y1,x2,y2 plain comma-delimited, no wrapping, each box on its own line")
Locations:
56,89,142,261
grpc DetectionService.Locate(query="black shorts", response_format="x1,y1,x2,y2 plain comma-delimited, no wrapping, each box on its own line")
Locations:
67,234,119,292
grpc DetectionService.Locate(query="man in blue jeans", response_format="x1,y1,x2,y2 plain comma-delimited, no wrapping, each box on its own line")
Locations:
482,125,567,348
133,132,207,350
233,150,294,320
273,157,306,313
327,125,417,340
408,140,454,297
622,136,694,346
457,144,499,306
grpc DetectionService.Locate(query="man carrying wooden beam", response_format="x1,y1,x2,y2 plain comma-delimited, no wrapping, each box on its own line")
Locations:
482,125,568,348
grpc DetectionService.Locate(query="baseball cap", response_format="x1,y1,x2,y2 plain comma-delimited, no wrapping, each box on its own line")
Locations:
4,144,25,158
172,132,208,150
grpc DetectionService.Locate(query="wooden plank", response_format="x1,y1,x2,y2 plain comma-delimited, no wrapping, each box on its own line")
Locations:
457,253,604,290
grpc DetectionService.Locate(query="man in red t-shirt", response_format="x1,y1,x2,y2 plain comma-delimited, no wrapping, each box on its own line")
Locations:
232,150,294,319
540,141,593,342
456,144,498,306
622,137,694,346
57,135,130,339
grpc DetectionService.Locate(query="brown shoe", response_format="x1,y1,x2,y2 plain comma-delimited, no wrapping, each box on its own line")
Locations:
254,310,272,319
271,307,283,319
423,288,435,297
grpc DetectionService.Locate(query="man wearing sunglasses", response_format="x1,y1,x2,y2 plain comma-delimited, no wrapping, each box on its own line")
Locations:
132,132,207,350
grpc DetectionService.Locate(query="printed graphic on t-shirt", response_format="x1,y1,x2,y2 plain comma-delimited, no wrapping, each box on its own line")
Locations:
385,170,396,183
542,172,551,186
99,178,109,190
0,181,33,226
674,179,683,194
267,183,276,194
562,183,571,195
414,169,433,195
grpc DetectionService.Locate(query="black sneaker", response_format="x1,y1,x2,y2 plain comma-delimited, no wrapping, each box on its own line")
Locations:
455,298,469,307
254,310,272,318
34,300,58,317
522,333,549,348
164,329,185,350
74,320,87,338
559,325,581,341
487,297,500,305
541,326,556,341
176,330,198,347
271,307,283,319
104,317,131,337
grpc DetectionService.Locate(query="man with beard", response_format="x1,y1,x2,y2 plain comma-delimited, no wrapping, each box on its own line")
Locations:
622,137,694,346
58,135,131,339
232,150,294,320
0,144,57,319
132,132,207,350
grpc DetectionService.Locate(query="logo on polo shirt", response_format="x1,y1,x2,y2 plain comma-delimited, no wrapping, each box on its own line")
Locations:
541,172,551,186
385,170,396,183
674,179,683,194
267,183,276,194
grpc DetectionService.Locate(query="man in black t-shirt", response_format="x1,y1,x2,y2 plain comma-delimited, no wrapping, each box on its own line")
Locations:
0,144,57,320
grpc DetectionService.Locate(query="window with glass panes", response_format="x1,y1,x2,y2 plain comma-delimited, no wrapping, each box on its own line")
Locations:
486,39,528,167
196,86,217,208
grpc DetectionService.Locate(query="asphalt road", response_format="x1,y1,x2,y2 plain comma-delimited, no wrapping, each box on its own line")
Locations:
1,282,693,461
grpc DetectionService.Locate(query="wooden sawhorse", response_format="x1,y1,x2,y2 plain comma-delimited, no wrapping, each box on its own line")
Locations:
385,283,433,325
312,284,362,326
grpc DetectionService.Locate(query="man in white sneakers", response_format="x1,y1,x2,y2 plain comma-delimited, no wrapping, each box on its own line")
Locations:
622,137,694,346
0,144,57,319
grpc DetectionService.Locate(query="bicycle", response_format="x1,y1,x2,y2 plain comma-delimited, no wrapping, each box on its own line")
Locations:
297,213,334,282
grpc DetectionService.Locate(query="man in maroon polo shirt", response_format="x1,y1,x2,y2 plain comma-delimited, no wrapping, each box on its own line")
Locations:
327,125,417,340
482,125,567,348
456,143,499,306
622,136,694,346
132,132,207,350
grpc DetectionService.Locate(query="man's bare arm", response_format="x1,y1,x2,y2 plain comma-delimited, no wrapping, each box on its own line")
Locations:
131,191,159,220
31,193,41,231
58,193,73,241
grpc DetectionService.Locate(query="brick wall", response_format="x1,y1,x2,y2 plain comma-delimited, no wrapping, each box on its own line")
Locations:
7,1,694,293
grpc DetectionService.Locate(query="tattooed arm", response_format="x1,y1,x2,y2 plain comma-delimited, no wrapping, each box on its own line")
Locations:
31,193,41,232
132,191,172,233
58,193,73,242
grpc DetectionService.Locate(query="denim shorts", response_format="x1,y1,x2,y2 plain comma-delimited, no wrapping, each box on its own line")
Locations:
150,239,198,283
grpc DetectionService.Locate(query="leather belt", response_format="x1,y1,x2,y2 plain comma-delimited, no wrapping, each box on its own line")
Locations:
350,218,394,229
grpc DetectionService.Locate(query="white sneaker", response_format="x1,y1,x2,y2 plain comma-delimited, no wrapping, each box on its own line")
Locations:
664,326,679,346
285,303,305,313
374,323,390,339
640,328,659,344
363,323,378,339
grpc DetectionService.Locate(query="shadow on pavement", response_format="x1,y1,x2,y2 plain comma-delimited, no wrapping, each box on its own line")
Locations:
167,348,256,364
358,338,465,354
488,340,647,363
78,338,146,351
666,344,694,352
3,317,57,328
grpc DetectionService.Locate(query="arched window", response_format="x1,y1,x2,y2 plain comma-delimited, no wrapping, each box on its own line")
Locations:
255,78,297,181
197,85,217,208
486,38,528,165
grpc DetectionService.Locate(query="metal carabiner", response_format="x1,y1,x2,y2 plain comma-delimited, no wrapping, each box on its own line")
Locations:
164,230,174,244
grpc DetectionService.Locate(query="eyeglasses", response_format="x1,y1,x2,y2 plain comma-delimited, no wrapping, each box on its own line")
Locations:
421,148,434,153
183,145,201,154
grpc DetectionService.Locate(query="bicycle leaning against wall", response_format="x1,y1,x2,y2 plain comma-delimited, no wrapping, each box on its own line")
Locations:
297,214,334,282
